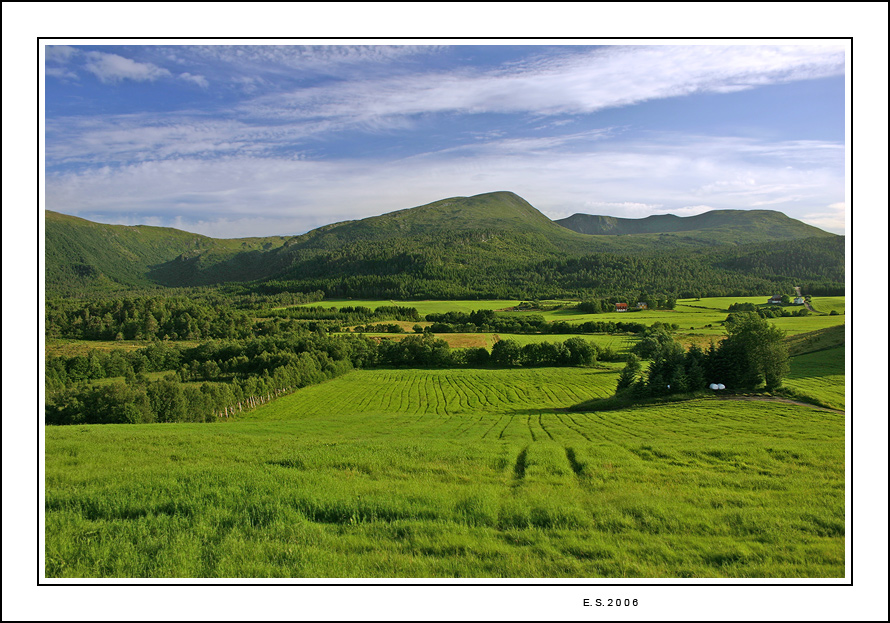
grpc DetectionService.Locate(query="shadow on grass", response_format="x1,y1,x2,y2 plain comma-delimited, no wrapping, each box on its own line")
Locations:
570,388,840,413
568,391,717,412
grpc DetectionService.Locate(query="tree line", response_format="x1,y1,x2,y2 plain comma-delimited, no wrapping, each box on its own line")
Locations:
233,236,845,301
421,309,652,336
615,312,790,398
45,333,609,425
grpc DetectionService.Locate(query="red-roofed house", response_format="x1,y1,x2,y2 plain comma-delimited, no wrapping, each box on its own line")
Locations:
615,303,628,312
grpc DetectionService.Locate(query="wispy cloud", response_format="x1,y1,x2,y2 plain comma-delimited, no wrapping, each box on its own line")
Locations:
802,202,847,233
45,45,80,62
179,72,209,88
83,51,171,83
240,45,844,124
46,132,845,237
583,201,665,217
43,44,846,237
45,45,845,168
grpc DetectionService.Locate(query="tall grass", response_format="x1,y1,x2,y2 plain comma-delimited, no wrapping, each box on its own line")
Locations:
46,368,844,579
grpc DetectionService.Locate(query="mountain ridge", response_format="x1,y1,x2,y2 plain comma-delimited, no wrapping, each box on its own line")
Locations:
45,191,842,297
556,209,833,238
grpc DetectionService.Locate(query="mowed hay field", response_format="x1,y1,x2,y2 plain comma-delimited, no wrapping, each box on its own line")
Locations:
45,367,845,579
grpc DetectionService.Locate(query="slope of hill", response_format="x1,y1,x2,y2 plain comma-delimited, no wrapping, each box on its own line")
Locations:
44,211,287,295
556,209,834,241
45,192,844,299
290,191,562,245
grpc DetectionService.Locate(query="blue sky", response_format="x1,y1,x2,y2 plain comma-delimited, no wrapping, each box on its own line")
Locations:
44,43,847,237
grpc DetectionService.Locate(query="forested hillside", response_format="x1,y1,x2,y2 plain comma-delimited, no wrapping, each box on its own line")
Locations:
46,192,844,299
45,211,288,295
555,209,834,240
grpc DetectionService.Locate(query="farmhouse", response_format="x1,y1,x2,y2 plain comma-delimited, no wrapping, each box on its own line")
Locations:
794,297,805,305
615,303,628,312
636,302,648,309
768,295,783,304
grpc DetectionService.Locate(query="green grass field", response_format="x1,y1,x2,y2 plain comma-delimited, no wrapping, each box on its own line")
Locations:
807,297,846,315
782,346,846,411
307,296,846,336
45,366,845,579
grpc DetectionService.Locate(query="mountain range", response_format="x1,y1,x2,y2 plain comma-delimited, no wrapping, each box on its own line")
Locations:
45,191,844,299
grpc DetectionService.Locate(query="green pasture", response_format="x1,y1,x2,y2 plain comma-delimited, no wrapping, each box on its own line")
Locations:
785,325,845,357
304,297,845,336
782,346,846,411
239,367,620,422
768,315,846,335
807,297,846,315
46,367,845,579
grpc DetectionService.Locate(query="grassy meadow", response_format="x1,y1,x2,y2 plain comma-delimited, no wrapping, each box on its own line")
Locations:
294,296,846,337
782,346,846,411
44,295,846,579
46,366,845,579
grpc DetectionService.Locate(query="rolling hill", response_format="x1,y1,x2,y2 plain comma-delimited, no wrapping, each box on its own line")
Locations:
44,210,288,295
45,192,844,299
555,209,833,240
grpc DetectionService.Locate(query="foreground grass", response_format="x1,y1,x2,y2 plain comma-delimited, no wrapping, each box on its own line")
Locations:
46,367,844,579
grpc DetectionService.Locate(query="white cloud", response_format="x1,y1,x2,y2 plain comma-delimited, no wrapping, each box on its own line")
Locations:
45,45,79,62
802,202,846,234
45,66,78,80
84,52,171,83
45,45,846,170
182,44,445,74
45,132,845,237
179,72,209,88
43,45,845,237
240,45,844,124
580,201,665,218
671,205,718,217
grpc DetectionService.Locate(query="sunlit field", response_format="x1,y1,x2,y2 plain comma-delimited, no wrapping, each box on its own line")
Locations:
46,367,844,579
44,296,846,579
291,296,845,338
783,346,846,411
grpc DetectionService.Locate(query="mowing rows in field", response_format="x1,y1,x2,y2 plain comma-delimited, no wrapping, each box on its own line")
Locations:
240,367,621,421
45,391,844,578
